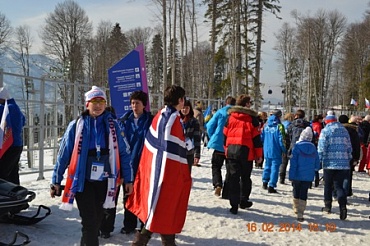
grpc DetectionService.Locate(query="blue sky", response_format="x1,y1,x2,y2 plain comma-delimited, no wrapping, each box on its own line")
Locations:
1,0,369,101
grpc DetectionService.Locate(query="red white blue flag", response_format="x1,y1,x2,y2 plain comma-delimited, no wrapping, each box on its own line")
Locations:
350,98,358,106
365,98,370,109
126,106,192,234
0,100,14,158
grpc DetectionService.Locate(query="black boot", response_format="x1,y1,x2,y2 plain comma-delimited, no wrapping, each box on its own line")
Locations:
160,234,176,246
314,171,320,187
132,230,151,246
322,200,332,213
279,174,285,184
339,204,347,220
268,186,278,193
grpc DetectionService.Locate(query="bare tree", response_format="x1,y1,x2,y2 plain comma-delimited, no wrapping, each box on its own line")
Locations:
274,22,300,112
293,9,346,113
92,20,113,88
40,0,93,121
171,0,178,85
0,12,12,52
14,24,33,167
340,18,370,109
126,27,153,51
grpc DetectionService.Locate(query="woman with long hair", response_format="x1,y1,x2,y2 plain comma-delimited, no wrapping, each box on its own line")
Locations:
180,99,201,172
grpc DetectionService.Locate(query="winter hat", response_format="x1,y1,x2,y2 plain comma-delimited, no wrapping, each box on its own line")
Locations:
299,127,313,142
325,110,337,124
0,87,11,100
272,109,282,118
85,86,107,106
327,110,335,116
338,115,349,124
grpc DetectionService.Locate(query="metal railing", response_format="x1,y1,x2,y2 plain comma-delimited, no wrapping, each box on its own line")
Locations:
0,69,87,180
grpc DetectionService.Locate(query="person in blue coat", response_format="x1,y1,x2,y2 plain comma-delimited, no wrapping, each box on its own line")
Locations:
206,96,235,197
0,87,26,185
318,113,352,220
100,90,153,238
289,127,320,222
261,109,287,193
50,86,133,246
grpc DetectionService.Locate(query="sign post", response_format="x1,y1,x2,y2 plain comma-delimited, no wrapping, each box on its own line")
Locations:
108,44,149,117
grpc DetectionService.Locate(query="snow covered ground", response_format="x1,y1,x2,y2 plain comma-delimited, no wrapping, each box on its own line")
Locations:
1,148,370,245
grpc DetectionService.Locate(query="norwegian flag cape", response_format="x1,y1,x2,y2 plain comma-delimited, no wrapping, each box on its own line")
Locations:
126,106,192,234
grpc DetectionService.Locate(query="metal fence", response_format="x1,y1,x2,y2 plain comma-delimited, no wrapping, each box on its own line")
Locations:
4,68,364,181
0,69,92,180
0,70,216,181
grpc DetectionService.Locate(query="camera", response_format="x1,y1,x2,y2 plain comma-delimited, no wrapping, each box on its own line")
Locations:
50,184,65,197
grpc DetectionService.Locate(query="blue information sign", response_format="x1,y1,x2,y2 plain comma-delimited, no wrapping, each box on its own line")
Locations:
108,44,149,117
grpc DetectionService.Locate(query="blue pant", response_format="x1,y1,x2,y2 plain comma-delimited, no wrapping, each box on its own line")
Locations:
292,181,311,201
262,157,282,188
323,169,349,206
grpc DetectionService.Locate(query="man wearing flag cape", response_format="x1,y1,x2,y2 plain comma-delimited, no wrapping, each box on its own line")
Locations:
127,85,191,246
0,87,25,185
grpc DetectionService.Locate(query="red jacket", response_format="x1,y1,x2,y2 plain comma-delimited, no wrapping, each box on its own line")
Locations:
223,106,263,161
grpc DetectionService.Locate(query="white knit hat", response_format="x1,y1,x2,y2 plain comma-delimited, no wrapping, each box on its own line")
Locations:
0,87,11,100
299,127,313,142
84,86,107,106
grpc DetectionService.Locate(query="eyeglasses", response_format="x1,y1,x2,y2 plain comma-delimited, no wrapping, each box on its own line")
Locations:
89,99,106,105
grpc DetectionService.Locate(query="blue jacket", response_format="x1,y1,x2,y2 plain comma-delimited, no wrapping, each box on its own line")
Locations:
289,140,320,182
282,120,291,133
318,121,352,170
52,110,133,191
119,110,152,175
0,98,25,146
206,105,232,152
261,115,287,159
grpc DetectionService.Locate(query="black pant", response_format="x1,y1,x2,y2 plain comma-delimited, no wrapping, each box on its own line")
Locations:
227,158,253,207
0,146,23,185
187,154,194,173
211,150,226,188
100,185,120,233
323,169,349,206
279,154,289,181
292,180,311,200
100,184,141,233
75,180,107,246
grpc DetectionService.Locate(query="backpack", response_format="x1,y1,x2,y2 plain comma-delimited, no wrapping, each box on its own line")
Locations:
288,119,311,155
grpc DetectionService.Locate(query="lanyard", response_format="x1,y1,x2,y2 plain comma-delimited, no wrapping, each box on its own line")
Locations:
94,119,101,161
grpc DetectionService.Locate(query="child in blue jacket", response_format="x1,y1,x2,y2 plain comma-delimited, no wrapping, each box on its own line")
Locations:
289,127,320,222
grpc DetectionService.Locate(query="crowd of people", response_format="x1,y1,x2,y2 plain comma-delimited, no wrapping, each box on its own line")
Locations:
3,83,369,245
50,87,370,245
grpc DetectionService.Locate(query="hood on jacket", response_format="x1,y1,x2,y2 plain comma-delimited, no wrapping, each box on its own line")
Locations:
292,118,309,128
295,141,316,155
228,106,258,117
342,122,358,132
227,106,259,126
267,114,281,126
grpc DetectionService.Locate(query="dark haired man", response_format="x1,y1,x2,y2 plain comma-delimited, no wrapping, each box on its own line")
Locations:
100,90,153,238
223,94,262,214
127,85,191,246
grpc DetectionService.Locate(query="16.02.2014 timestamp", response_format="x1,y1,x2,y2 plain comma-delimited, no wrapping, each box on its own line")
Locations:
246,222,336,232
